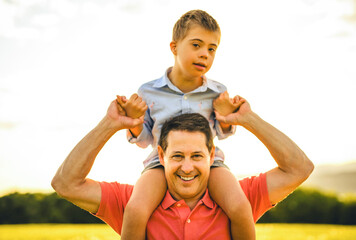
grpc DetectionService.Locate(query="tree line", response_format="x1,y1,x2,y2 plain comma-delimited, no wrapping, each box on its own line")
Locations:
0,188,355,225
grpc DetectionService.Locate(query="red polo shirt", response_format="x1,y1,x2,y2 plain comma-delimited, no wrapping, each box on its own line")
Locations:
95,173,272,239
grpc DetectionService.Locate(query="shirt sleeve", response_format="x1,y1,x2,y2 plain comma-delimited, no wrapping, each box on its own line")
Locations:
95,182,134,235
126,118,153,148
239,173,273,222
214,119,237,140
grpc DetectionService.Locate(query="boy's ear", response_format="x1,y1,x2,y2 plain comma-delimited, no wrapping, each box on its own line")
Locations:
157,145,165,166
170,41,177,55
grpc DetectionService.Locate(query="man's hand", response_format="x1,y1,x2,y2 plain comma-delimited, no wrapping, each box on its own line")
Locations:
214,95,249,126
116,94,148,119
105,98,145,131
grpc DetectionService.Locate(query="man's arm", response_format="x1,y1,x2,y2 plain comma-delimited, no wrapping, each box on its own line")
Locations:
51,99,144,213
215,96,314,205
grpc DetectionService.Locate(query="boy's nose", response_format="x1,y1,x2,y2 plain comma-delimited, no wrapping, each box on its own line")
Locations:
199,49,208,59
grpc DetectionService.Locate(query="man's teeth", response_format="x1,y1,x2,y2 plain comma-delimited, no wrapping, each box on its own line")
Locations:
180,176,194,181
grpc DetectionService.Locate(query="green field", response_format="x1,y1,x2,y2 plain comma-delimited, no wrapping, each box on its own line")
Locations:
0,224,355,239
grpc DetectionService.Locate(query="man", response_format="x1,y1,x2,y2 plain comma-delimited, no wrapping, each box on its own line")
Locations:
51,96,314,239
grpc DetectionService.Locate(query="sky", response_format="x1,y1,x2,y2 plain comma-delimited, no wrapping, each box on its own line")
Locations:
0,0,355,195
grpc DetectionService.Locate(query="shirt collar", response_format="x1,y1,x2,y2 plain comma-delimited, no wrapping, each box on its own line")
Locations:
161,189,214,210
153,67,221,93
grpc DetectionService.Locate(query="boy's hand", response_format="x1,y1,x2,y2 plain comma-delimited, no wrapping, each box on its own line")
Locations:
116,94,147,138
215,96,250,126
116,94,148,119
213,91,240,116
106,99,144,130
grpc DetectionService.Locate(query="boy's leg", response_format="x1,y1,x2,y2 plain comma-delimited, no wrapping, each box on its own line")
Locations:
121,167,166,240
209,166,256,240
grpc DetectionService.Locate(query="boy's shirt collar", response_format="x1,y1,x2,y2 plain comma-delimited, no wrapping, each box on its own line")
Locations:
153,67,221,93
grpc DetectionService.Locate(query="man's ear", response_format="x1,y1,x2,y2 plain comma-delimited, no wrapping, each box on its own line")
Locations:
158,145,165,166
209,145,215,166
170,41,177,55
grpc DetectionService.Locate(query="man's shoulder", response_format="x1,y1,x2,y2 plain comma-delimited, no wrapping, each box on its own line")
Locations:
238,173,266,189
99,181,134,201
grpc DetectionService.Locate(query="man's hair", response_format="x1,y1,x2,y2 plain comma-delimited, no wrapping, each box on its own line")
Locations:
172,10,221,42
158,113,214,153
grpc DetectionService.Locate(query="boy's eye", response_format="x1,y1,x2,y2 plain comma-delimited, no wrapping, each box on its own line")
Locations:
209,48,216,52
193,43,200,48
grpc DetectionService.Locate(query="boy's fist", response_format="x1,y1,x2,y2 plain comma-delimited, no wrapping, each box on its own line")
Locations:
213,91,239,116
116,94,148,119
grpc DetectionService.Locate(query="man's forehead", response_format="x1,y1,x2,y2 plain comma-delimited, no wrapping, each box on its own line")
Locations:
166,130,207,149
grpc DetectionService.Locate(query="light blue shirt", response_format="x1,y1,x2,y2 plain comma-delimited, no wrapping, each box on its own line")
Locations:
128,68,236,167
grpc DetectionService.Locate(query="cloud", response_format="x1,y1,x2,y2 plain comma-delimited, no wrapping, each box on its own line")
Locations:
0,121,17,129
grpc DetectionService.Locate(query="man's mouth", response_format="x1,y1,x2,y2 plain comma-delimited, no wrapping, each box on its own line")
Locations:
179,175,197,181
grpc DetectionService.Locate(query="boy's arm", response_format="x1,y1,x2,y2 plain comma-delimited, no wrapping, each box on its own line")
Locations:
213,91,242,134
127,108,154,148
117,94,154,148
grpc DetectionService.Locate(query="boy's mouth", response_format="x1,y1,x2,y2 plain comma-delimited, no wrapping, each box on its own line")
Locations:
194,62,207,68
193,63,207,71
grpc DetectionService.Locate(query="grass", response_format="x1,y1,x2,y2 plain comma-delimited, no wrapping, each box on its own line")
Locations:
0,223,355,239
256,224,356,240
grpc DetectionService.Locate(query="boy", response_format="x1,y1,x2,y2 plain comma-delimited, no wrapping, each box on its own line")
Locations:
118,10,255,240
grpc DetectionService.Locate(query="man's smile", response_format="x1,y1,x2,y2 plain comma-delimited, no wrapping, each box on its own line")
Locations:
178,174,198,181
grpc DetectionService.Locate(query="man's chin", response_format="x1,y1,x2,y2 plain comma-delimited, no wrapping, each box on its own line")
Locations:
176,185,204,199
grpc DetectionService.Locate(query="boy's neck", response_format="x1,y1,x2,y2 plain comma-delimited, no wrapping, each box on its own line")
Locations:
168,67,204,93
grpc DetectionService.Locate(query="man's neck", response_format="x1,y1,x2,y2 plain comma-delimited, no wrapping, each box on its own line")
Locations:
168,189,206,211
185,198,201,211
168,67,203,93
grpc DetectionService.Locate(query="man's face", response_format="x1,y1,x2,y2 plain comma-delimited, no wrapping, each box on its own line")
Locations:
158,130,215,203
171,25,220,79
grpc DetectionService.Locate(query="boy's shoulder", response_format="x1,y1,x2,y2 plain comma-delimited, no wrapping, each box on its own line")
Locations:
137,77,162,95
138,78,161,89
206,77,228,93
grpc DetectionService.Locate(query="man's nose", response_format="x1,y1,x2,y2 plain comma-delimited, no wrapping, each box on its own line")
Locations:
181,159,194,173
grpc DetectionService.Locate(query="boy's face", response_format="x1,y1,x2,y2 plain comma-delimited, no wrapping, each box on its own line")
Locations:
171,25,220,79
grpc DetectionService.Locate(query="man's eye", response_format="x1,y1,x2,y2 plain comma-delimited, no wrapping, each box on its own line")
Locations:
193,43,200,48
209,48,216,52
192,154,203,160
172,155,183,160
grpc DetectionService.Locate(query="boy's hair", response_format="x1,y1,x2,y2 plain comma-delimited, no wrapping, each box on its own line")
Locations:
172,10,221,42
158,113,213,153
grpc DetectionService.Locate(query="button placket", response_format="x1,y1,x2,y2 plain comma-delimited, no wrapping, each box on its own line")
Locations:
182,94,190,114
